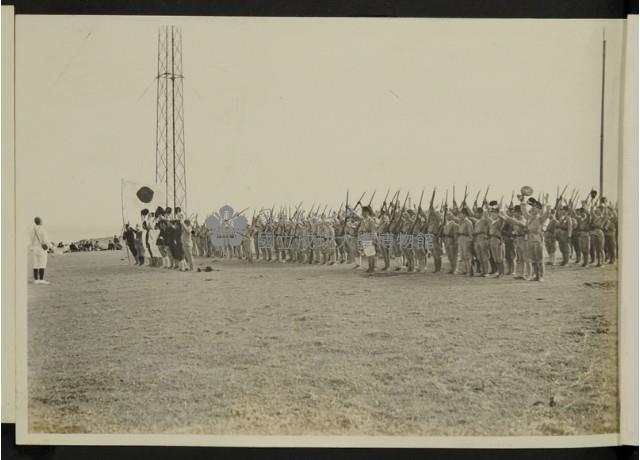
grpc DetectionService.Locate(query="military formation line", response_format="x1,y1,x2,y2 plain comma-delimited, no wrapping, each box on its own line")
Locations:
126,185,617,282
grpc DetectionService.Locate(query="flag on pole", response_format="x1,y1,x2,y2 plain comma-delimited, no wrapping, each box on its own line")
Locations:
121,179,166,226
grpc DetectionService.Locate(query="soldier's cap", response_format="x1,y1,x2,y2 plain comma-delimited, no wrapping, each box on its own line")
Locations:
527,197,537,206
461,208,470,216
165,206,172,214
488,200,498,207
141,208,149,216
155,206,165,216
577,207,585,212
561,205,569,211
362,205,373,215
513,205,522,212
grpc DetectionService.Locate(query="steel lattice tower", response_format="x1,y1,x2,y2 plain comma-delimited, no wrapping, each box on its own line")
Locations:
155,25,187,212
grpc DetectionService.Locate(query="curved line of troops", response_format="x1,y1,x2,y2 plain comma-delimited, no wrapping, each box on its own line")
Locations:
187,186,618,281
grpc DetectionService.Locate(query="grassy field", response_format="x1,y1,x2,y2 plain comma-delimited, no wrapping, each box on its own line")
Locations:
27,250,618,435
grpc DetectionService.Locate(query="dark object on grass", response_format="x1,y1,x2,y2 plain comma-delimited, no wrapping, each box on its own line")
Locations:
204,266,213,272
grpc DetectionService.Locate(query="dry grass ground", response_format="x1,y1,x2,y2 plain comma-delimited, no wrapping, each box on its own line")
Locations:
28,250,618,435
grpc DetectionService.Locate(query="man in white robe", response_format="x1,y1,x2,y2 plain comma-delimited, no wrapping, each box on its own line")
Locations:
30,217,50,285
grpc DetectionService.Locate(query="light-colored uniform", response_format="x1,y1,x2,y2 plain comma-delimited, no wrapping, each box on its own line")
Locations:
31,225,50,269
457,217,474,275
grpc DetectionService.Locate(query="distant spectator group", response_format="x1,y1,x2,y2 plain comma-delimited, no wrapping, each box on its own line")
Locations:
67,236,122,253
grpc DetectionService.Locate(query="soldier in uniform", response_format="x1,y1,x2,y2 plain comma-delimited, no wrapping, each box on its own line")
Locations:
377,213,392,270
488,205,505,278
401,209,417,272
544,211,557,266
603,206,617,264
590,204,607,267
425,206,443,273
521,198,550,282
335,211,348,264
502,207,516,275
471,207,491,277
574,207,591,268
360,205,379,273
456,208,474,276
507,205,529,280
554,206,573,266
442,206,459,274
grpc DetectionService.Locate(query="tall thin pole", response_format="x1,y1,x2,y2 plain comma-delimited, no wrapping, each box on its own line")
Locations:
164,26,170,207
599,29,606,197
171,26,177,210
155,30,161,185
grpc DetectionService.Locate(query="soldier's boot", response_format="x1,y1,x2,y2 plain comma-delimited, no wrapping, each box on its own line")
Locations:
407,255,414,272
489,258,496,275
546,252,554,266
382,251,390,270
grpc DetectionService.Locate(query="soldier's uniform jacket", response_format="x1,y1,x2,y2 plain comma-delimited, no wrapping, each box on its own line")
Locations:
501,219,514,239
521,206,550,242
591,213,607,231
426,213,442,236
472,216,490,238
488,218,503,239
443,219,459,240
457,217,473,238
603,214,617,235
575,213,591,232
544,218,557,234
557,215,573,236
361,216,379,241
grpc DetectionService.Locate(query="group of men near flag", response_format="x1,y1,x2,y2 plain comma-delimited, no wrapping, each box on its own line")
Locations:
122,206,196,271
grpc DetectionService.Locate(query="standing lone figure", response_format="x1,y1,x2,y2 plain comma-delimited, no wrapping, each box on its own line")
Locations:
31,217,50,285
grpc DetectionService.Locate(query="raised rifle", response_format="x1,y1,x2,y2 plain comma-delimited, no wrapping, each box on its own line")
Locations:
367,190,376,208
353,191,367,211
462,184,469,206
391,191,410,232
380,188,390,215
389,189,400,216
409,189,425,234
472,190,481,210
424,187,437,231
482,185,490,206
555,184,568,210
341,189,350,236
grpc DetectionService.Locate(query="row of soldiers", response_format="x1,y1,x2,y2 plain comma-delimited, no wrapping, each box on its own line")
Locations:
228,187,617,281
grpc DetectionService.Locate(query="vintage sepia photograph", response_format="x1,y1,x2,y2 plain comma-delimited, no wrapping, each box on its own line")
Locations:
10,13,633,445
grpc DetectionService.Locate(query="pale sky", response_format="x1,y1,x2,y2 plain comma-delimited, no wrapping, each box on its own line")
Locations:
15,16,626,242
